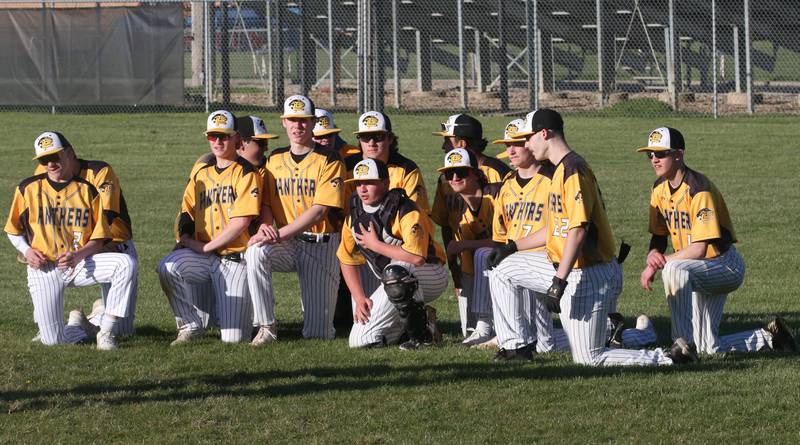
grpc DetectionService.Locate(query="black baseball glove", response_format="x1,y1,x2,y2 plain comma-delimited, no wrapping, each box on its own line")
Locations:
536,276,567,313
487,240,518,269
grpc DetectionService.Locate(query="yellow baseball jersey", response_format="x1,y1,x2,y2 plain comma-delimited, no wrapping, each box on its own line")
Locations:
265,146,345,233
344,152,430,213
337,191,446,272
432,155,511,226
5,175,112,261
649,167,736,259
177,157,262,255
493,165,555,249
34,160,132,244
546,152,616,268
443,183,501,274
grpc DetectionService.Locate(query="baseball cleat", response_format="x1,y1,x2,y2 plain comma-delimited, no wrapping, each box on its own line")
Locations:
492,344,534,362
88,298,105,321
607,312,625,349
251,324,278,346
96,330,117,351
68,310,100,337
766,316,797,352
666,337,699,365
462,329,494,347
170,328,204,346
31,331,41,342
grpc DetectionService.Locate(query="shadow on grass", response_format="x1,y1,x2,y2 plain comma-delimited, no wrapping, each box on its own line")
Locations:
4,351,787,413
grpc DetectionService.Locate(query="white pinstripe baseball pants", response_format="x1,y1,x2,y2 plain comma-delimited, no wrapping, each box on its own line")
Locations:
661,247,766,354
27,253,137,346
349,263,448,348
489,251,672,366
157,249,252,343
245,234,341,339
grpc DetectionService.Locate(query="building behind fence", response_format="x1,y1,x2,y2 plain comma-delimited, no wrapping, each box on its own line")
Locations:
1,0,799,116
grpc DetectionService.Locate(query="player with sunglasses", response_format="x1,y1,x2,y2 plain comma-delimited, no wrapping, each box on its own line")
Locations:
638,127,796,354
437,148,501,345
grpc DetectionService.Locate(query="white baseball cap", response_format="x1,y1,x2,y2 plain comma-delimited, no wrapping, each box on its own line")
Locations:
492,118,526,159
437,148,478,173
33,131,71,160
345,158,390,183
206,110,237,135
636,127,686,152
313,109,341,137
280,95,315,119
353,111,392,134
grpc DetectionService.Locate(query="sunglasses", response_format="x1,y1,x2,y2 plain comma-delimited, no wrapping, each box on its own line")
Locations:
37,154,60,165
357,133,387,143
207,133,231,142
444,167,472,180
646,150,674,159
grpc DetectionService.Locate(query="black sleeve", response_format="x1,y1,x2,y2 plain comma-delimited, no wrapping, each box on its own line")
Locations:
178,212,195,238
648,234,668,254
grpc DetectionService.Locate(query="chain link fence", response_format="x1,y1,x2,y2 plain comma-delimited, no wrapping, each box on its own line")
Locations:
1,0,798,115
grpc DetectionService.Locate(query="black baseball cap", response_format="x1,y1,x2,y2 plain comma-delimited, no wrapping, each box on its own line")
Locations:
432,114,483,140
512,108,564,137
236,116,278,140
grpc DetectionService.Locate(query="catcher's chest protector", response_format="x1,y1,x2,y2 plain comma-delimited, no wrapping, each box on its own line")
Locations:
349,188,407,275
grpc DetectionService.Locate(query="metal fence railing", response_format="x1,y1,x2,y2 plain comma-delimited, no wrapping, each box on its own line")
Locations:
1,0,798,116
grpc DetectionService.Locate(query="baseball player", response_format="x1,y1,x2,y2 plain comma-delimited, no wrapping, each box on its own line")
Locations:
345,111,430,213
312,108,360,159
158,110,262,345
245,95,346,343
27,141,138,343
431,114,511,324
488,109,695,365
638,127,796,354
339,158,448,349
5,131,137,349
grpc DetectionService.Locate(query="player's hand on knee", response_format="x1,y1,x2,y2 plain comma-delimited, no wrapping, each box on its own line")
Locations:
487,240,517,269
56,251,79,270
24,248,47,269
640,266,657,291
646,250,667,270
262,225,280,244
541,276,567,313
354,298,372,324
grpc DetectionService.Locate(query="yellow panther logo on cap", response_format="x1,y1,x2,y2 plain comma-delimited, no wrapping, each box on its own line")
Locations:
212,114,228,126
289,99,306,112
506,124,518,134
317,116,331,128
649,131,663,144
362,115,379,128
39,137,54,149
447,152,464,165
355,164,371,178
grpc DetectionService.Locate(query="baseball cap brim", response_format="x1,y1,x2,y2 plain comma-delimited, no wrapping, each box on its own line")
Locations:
32,147,63,160
432,130,454,137
204,129,237,136
491,137,525,144
509,130,536,138
437,164,477,173
496,150,510,159
280,113,315,119
314,128,341,137
636,146,672,153
344,177,384,184
353,129,388,135
253,133,279,140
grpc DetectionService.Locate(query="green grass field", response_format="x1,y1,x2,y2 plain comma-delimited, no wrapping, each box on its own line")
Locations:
1,111,799,443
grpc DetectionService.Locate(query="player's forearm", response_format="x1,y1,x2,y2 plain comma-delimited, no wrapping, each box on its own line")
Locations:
648,234,668,254
74,239,106,261
7,233,31,255
203,216,253,253
667,241,708,261
556,226,586,280
341,263,368,302
371,243,425,266
515,228,546,251
459,239,497,251
258,204,275,226
278,205,329,239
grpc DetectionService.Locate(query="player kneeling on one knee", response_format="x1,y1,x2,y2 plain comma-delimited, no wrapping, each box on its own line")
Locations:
638,127,796,355
5,131,137,350
338,158,448,350
158,110,262,345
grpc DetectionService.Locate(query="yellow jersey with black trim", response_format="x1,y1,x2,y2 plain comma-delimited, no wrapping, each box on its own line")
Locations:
35,159,132,244
5,175,112,261
265,145,345,233
432,155,511,226
442,183,501,275
493,165,554,249
546,151,616,268
337,190,446,273
344,151,430,214
649,167,736,259
177,157,262,255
